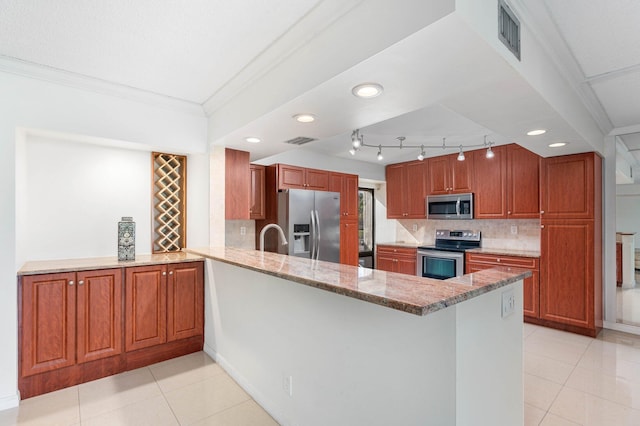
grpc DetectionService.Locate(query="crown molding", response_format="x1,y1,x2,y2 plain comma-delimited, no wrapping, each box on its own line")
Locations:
0,55,206,117
508,0,613,135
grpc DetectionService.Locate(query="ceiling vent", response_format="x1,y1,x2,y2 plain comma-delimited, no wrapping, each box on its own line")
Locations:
284,136,317,145
498,0,521,61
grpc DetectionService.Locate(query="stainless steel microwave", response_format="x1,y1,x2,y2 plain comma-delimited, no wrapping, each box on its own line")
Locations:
426,193,474,220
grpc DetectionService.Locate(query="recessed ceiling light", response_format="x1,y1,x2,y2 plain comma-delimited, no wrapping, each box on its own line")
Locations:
245,137,261,143
352,83,384,99
548,142,567,148
293,114,315,123
527,129,547,136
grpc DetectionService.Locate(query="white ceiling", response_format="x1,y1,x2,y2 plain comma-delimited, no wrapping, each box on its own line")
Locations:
1,0,639,172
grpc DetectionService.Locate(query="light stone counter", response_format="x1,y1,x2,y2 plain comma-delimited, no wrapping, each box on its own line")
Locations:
184,246,530,316
18,252,204,275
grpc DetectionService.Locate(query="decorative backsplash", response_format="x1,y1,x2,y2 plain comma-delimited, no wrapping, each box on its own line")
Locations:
396,219,541,252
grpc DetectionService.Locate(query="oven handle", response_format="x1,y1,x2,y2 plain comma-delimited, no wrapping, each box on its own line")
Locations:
456,197,460,216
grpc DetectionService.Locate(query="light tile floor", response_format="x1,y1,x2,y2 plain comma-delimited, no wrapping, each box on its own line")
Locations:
524,323,640,426
0,352,278,426
2,324,640,425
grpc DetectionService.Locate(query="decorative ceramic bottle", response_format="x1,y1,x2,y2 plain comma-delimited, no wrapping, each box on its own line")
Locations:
118,217,136,261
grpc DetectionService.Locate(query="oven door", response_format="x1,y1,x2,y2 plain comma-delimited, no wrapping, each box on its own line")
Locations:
417,249,464,280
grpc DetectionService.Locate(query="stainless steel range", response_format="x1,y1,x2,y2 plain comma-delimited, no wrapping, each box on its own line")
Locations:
417,230,481,280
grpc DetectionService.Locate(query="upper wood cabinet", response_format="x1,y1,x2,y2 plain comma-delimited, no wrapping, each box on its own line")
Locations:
249,164,265,220
386,160,427,218
427,153,473,195
21,269,122,378
225,148,250,220
277,164,329,190
329,172,358,219
473,144,540,219
540,152,599,220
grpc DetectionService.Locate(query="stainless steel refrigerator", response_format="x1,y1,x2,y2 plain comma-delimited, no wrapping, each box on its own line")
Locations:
275,189,340,263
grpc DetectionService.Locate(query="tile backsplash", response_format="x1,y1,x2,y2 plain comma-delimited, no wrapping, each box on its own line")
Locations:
396,219,541,252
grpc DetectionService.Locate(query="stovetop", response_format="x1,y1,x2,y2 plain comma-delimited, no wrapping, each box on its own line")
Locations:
418,229,481,252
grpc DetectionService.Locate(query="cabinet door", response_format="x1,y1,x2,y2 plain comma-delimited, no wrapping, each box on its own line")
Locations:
450,153,474,193
376,254,397,273
305,169,329,190
540,220,594,329
76,269,123,364
405,161,426,218
125,265,167,351
523,270,540,319
473,146,507,218
21,272,76,377
250,164,265,219
343,174,359,219
167,262,204,342
225,148,250,220
507,145,540,218
540,153,597,219
278,164,306,189
396,256,417,275
427,156,450,195
341,221,360,266
385,163,405,218
329,172,343,194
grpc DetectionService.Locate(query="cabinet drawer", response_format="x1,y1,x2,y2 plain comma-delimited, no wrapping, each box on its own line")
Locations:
376,245,417,258
466,253,539,269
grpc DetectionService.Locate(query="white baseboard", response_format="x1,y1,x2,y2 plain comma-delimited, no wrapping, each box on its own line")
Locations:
603,320,640,336
203,344,286,426
0,392,20,411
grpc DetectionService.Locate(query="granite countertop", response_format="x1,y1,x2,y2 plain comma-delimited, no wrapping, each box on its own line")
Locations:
18,252,204,276
184,247,531,317
376,242,422,249
466,247,541,258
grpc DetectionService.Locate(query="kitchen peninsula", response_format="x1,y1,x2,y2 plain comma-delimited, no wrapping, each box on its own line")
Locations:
186,247,530,426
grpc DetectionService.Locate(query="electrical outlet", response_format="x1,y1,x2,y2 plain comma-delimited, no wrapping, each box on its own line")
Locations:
282,375,293,396
510,225,518,235
412,224,418,232
501,289,515,318
240,226,246,236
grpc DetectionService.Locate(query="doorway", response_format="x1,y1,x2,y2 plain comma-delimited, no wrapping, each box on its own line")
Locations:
358,188,375,268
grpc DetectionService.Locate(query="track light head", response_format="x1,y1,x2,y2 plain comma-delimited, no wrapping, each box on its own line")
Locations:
457,145,465,161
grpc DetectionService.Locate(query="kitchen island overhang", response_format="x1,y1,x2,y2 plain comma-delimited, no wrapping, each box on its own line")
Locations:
185,247,529,426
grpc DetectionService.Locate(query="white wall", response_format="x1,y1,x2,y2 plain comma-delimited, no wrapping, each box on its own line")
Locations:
1,70,208,407
616,194,640,247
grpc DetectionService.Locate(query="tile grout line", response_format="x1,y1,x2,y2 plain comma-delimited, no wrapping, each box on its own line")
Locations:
149,365,183,426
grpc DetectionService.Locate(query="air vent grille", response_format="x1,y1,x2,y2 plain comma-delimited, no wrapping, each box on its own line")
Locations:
284,136,317,145
498,0,520,60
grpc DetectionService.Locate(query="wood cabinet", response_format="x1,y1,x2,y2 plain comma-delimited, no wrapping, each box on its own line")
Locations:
21,269,122,377
427,153,473,195
538,152,602,337
19,259,204,398
225,148,251,220
250,164,265,219
472,144,540,219
376,245,417,275
329,172,360,266
277,164,329,190
385,160,427,218
540,152,597,220
126,262,204,351
466,253,540,319
616,242,623,285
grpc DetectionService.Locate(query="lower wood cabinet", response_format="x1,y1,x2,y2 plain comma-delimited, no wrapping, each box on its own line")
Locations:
376,245,417,275
466,253,540,319
19,260,204,399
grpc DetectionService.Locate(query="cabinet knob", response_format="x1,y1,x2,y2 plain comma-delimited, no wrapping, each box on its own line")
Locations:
169,271,173,275
508,211,511,215
78,280,84,285
540,210,545,214
541,225,545,229
496,259,501,263
162,271,167,276
68,280,74,286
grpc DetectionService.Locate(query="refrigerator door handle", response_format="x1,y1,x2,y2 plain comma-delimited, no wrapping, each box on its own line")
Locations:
314,209,321,260
310,210,317,259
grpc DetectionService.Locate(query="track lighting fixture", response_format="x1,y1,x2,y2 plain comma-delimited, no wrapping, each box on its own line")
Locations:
347,130,496,162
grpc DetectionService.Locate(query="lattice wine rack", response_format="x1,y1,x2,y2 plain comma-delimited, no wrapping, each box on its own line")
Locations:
152,152,187,253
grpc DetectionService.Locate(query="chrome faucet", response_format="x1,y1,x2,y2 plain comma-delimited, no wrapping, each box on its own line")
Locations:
259,223,288,252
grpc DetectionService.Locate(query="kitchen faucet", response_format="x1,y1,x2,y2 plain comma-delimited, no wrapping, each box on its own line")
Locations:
259,223,288,252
